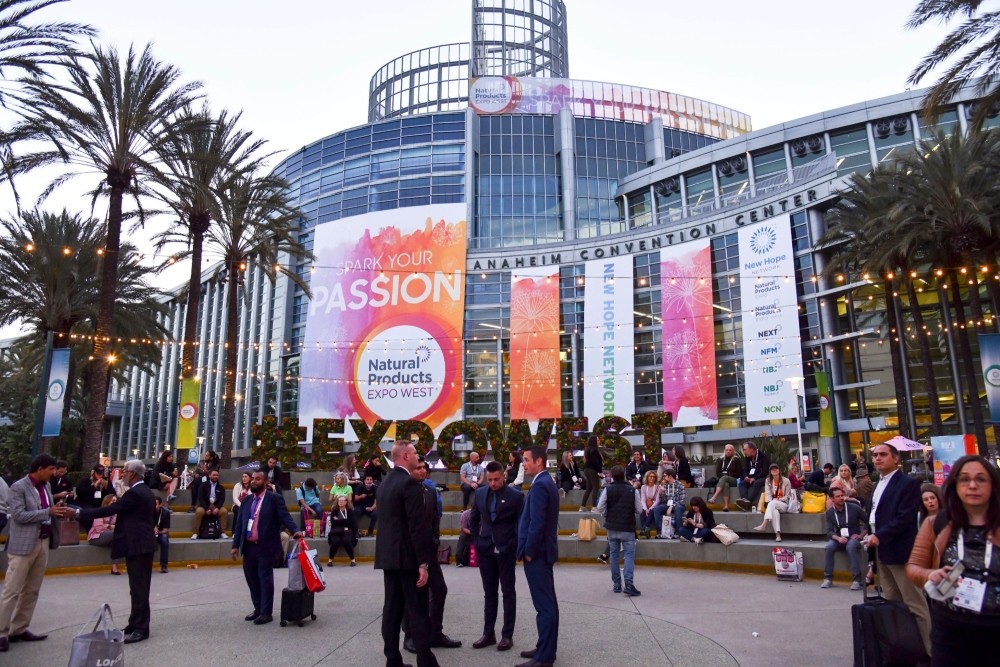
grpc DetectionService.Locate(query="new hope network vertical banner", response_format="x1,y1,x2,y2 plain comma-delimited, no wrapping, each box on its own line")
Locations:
980,333,1000,423
738,213,803,422
583,255,635,426
299,204,467,439
510,267,561,423
660,240,717,426
41,348,70,436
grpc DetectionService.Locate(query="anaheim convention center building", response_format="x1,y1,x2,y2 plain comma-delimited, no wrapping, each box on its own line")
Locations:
95,0,997,466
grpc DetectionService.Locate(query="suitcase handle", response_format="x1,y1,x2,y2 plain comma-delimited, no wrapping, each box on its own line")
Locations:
862,544,887,602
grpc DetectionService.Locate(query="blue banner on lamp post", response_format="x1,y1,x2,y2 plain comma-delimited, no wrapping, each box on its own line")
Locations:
41,348,70,436
980,334,1000,423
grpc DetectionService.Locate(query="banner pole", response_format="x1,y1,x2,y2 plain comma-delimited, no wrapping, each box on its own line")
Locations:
31,331,55,457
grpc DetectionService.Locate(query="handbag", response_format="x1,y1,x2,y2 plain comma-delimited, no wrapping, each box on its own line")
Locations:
785,489,802,514
436,545,451,564
711,524,739,546
58,517,81,546
577,517,597,541
297,538,326,593
801,491,826,513
66,603,124,667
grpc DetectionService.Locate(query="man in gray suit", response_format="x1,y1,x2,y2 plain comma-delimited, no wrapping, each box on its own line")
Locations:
0,454,74,653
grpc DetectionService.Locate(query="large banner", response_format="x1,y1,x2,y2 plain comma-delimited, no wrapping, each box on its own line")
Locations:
931,434,977,485
980,333,1000,422
660,241,717,426
41,347,70,437
583,255,635,426
299,204,467,439
510,267,561,423
738,214,803,421
175,378,200,448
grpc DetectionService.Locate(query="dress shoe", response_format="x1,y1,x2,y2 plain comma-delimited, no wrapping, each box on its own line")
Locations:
253,615,273,625
0,636,8,652
9,630,47,642
520,649,537,659
123,631,148,644
244,611,260,621
403,636,416,653
472,633,496,649
429,634,461,648
497,637,513,651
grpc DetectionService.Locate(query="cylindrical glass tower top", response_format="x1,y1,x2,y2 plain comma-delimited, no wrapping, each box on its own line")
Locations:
471,0,569,78
368,0,569,121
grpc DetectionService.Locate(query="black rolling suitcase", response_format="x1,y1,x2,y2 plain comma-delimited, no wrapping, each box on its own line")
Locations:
852,580,928,666
280,587,316,627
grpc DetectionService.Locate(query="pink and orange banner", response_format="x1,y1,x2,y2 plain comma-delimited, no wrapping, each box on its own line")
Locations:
660,240,718,426
509,267,561,422
299,204,467,438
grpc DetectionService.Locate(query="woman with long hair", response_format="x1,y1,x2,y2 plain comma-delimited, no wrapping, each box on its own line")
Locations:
828,463,858,508
918,482,944,526
507,451,525,487
906,456,1000,664
87,494,123,575
581,435,603,512
678,496,715,543
673,445,694,487
558,450,580,496
149,450,178,502
325,494,358,567
639,470,661,538
753,464,791,542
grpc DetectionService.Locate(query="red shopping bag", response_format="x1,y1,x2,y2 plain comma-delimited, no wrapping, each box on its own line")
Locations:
469,543,478,568
297,538,326,593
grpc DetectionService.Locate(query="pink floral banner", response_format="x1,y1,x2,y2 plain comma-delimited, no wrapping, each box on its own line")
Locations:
660,241,718,426
510,267,561,422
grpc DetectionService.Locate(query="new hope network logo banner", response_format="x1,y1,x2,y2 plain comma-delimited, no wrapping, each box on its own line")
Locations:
299,204,467,438
738,213,803,422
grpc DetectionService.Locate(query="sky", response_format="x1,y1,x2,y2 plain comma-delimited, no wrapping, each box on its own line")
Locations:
0,0,954,338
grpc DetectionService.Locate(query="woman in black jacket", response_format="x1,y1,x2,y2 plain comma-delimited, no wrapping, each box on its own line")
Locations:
559,450,581,495
326,494,358,567
581,435,603,511
149,451,178,501
673,445,695,487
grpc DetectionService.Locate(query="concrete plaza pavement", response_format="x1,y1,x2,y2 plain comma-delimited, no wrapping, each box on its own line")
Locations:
5,558,859,666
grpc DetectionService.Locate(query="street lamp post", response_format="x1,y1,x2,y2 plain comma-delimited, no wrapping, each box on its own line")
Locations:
786,376,806,472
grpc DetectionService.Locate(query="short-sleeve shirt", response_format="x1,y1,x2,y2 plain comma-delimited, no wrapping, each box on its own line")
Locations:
461,462,483,484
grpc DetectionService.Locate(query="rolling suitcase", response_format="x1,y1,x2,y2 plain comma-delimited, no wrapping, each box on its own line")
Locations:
851,581,928,666
280,587,316,627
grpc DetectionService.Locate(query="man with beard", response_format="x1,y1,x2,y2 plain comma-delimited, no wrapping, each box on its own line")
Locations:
231,471,302,626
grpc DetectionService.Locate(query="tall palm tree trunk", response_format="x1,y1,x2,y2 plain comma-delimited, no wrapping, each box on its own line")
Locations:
884,278,912,438
181,221,209,378
949,271,988,452
905,277,943,435
220,263,240,468
81,182,125,465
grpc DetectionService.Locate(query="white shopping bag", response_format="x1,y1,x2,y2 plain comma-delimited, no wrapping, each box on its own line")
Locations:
773,547,804,581
660,515,675,539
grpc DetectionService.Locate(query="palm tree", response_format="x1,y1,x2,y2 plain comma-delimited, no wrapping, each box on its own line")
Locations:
907,1,1000,126
203,170,311,466
0,208,171,458
0,0,94,107
150,105,270,380
10,42,201,466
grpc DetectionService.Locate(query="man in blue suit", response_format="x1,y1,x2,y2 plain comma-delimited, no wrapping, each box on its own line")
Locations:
516,446,559,667
864,443,930,656
231,470,302,625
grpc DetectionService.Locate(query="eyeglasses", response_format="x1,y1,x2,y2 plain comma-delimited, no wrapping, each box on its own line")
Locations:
956,476,990,487
871,452,892,458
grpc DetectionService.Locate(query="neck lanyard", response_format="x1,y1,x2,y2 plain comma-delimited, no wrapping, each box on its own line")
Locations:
958,529,994,569
723,458,734,474
836,507,847,528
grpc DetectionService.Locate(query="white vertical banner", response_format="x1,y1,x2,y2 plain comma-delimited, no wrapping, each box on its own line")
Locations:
738,213,803,421
583,255,635,424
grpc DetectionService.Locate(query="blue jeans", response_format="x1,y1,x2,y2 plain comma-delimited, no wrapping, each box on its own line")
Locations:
678,525,710,541
607,529,636,587
652,503,685,535
155,533,169,568
824,537,863,581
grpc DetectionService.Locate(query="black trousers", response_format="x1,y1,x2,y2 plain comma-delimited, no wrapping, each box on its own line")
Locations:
327,532,355,560
478,545,517,639
124,552,154,635
382,569,438,667
242,542,276,616
402,561,447,639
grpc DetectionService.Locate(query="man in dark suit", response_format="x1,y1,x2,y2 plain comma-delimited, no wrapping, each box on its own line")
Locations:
75,460,156,644
231,470,301,625
516,446,559,667
192,468,228,538
736,441,770,510
470,460,523,652
864,443,930,655
374,441,439,667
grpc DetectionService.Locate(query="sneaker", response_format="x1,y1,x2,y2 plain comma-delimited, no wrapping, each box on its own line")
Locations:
456,563,464,568
327,559,333,567
190,534,198,540
597,554,608,564
579,506,587,512
623,584,641,597
850,581,863,591
820,579,832,589
166,495,177,502
677,535,690,543
735,499,751,511
693,537,704,544
612,584,622,593
350,560,356,567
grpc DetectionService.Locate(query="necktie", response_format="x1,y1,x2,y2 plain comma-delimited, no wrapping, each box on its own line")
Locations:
490,492,498,522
